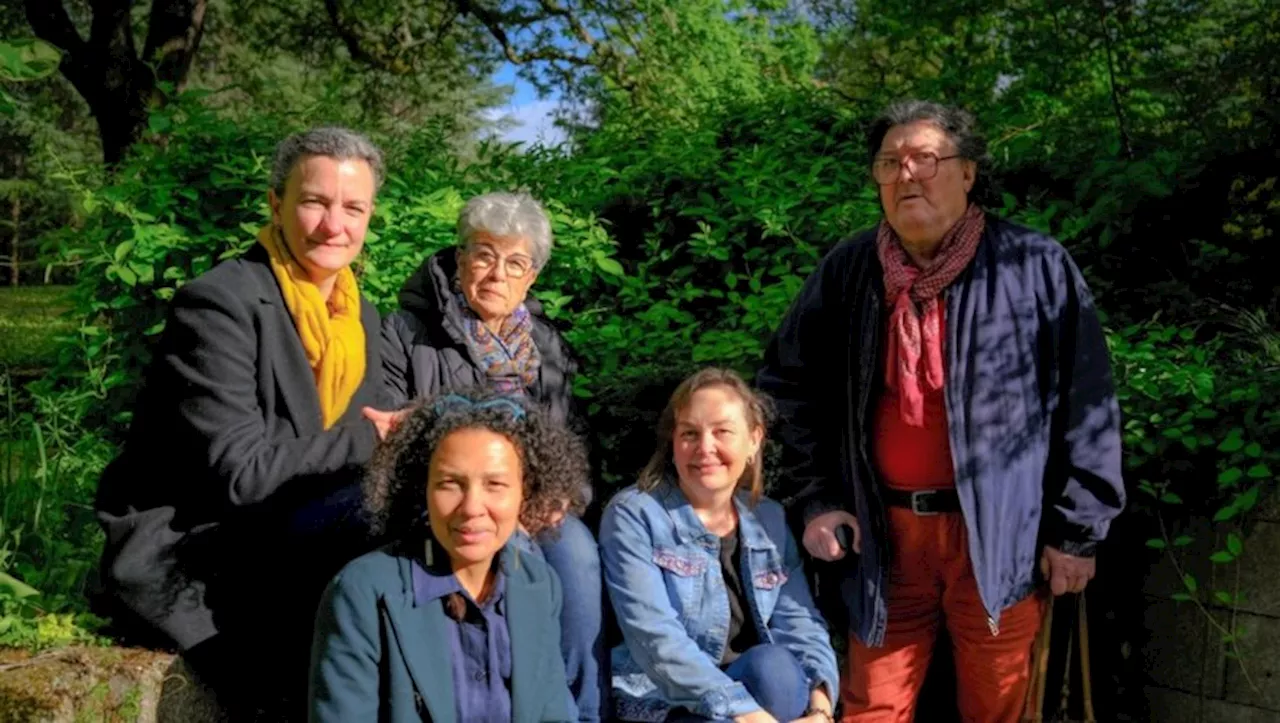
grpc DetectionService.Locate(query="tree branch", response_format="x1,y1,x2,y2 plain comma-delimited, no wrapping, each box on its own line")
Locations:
22,0,87,66
536,0,595,47
88,0,137,58
143,0,208,92
454,0,594,67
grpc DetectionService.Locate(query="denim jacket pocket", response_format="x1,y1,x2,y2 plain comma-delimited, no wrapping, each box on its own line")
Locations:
746,551,788,623
752,568,788,590
653,546,708,615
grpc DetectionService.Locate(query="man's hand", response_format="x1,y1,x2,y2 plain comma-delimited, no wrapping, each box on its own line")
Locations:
362,406,410,442
1040,545,1096,595
803,510,861,561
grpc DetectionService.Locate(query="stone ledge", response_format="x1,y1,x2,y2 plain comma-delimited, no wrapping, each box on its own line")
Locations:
0,646,225,723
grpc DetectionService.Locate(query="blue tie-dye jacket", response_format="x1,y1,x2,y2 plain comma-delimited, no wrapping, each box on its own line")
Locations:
757,215,1126,647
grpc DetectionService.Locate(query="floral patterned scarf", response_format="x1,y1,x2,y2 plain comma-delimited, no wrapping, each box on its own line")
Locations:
457,293,542,394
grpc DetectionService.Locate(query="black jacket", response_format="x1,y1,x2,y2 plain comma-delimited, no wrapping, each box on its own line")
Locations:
94,244,386,652
380,248,580,428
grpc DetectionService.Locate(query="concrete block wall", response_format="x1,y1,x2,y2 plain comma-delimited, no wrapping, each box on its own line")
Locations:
1142,498,1280,722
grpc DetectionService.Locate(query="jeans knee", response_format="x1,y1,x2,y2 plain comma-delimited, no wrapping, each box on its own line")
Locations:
732,645,807,721
538,515,601,582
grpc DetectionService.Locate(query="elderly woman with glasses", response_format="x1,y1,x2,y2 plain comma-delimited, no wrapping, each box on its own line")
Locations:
372,191,606,722
757,100,1126,722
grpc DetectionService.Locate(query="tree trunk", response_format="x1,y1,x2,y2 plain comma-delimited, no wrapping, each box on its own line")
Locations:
23,0,208,166
9,194,19,288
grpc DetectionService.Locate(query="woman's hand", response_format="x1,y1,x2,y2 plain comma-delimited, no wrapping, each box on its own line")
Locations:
361,406,410,441
803,510,861,561
734,710,779,723
790,685,834,723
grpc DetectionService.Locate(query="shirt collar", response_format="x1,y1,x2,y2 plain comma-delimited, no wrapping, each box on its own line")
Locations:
412,538,509,611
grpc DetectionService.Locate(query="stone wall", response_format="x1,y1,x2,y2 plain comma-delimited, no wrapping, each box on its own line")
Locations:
1142,497,1280,722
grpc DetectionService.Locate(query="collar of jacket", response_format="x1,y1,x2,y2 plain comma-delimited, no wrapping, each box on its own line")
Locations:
383,538,540,723
397,247,549,342
653,478,778,554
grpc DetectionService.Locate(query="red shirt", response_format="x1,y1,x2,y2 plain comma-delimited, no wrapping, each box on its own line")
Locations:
873,308,956,490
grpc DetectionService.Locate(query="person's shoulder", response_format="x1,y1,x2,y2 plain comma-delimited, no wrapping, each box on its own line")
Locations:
328,546,405,596
604,483,660,517
501,543,561,600
821,226,879,266
175,248,272,308
986,216,1072,260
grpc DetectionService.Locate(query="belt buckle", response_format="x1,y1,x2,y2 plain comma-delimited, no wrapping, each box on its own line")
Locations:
910,490,940,516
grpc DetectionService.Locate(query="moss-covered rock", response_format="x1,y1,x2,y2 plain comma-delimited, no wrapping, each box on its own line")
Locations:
0,646,227,722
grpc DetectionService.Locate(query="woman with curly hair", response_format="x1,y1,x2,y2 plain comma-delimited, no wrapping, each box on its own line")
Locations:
309,389,591,722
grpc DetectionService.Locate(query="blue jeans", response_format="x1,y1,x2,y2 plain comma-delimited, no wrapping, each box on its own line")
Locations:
514,515,607,723
664,645,809,723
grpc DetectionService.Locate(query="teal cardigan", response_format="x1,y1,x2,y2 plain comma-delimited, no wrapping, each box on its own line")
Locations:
309,539,574,723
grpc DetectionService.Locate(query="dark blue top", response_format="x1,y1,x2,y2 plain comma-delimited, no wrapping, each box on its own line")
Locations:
413,559,513,723
758,216,1126,646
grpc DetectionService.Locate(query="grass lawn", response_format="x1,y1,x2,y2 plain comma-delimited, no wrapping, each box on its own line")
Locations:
0,286,75,372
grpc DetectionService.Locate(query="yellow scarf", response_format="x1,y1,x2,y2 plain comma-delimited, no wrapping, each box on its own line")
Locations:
257,225,366,429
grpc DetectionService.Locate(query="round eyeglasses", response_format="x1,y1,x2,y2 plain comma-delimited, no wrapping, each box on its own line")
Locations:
466,246,535,278
871,152,963,185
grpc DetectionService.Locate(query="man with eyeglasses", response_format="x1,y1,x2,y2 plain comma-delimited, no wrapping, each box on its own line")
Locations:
758,100,1125,722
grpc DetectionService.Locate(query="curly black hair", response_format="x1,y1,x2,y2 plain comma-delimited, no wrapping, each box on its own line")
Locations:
362,388,592,540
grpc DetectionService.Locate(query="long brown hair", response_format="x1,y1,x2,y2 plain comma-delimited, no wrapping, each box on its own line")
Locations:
637,368,774,504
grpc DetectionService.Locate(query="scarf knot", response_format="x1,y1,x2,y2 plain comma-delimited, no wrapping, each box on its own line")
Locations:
876,203,985,427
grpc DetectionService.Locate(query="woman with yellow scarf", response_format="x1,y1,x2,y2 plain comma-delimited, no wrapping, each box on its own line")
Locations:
94,127,388,720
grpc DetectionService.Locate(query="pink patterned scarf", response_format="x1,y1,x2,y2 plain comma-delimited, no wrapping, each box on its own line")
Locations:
875,203,985,427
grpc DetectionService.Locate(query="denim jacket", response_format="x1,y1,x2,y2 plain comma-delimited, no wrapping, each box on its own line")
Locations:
600,481,840,722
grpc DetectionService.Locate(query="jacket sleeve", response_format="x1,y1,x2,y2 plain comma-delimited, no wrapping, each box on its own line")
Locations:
379,312,413,410
600,500,762,720
756,244,852,526
763,517,841,701
540,565,577,723
164,281,378,507
1041,252,1126,556
309,569,381,723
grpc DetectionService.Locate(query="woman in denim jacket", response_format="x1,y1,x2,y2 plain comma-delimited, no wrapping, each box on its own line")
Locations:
600,368,839,723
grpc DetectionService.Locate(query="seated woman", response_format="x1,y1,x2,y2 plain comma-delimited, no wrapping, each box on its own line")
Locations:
600,368,840,723
374,191,606,721
93,126,387,718
310,389,591,722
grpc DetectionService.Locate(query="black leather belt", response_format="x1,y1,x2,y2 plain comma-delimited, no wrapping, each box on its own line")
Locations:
882,487,961,515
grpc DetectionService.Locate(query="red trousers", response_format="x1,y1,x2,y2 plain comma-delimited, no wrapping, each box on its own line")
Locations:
841,507,1046,723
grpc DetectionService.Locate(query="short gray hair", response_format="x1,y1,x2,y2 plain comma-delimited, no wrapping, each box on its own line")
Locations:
269,127,385,197
866,100,988,166
457,192,554,270
866,99,991,204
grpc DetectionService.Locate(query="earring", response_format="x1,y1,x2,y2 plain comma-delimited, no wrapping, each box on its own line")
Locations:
425,538,434,567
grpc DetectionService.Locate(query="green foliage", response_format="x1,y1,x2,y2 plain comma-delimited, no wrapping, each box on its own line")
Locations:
0,370,114,650
0,37,61,116
0,286,73,370
1112,317,1279,685
1,0,1275,670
